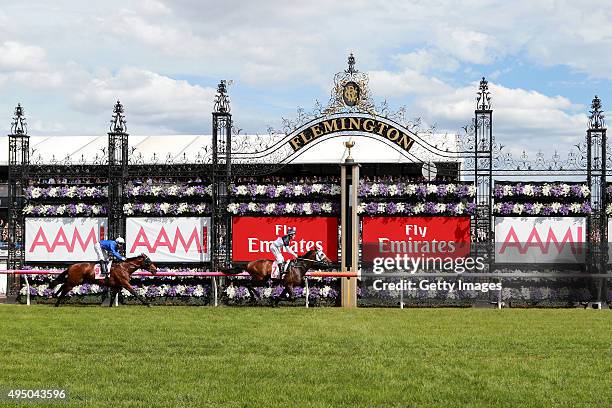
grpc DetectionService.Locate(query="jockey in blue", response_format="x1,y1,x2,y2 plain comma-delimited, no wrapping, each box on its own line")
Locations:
93,237,126,276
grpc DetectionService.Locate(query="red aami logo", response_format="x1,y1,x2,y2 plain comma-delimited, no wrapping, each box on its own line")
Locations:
499,226,584,254
29,226,99,253
130,226,208,254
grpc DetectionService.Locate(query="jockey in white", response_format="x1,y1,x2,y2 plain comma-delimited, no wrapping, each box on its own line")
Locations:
270,227,298,277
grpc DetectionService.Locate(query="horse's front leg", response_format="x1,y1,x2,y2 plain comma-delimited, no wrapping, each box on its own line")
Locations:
108,287,116,307
122,282,150,307
54,284,72,307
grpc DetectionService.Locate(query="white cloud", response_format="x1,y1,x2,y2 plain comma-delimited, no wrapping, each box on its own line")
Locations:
0,41,47,72
72,67,216,132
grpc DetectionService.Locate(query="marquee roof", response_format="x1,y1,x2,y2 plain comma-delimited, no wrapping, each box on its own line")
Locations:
0,133,459,166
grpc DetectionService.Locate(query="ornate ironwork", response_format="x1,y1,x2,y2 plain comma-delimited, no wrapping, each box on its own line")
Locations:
214,80,231,114
211,80,233,269
10,103,27,135
108,102,129,240
589,95,605,130
110,100,127,133
7,104,30,291
476,77,491,111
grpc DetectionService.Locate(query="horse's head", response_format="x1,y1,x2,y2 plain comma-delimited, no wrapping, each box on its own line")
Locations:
303,249,332,268
140,254,158,275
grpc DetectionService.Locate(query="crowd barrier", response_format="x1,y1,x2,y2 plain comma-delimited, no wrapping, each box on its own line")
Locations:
0,270,358,308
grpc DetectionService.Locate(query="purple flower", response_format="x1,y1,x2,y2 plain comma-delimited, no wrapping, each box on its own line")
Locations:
365,202,378,214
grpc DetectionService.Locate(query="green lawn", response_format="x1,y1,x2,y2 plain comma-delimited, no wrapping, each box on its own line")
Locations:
0,305,610,408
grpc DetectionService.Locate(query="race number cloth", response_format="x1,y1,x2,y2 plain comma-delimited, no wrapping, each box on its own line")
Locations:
25,218,106,262
126,217,210,262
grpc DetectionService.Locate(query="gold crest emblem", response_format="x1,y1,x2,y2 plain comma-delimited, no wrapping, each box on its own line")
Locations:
342,81,360,107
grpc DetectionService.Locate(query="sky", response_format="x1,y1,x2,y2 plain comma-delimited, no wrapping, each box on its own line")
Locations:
0,0,610,156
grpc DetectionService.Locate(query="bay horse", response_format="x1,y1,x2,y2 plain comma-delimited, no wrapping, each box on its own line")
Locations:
48,254,158,307
226,249,333,305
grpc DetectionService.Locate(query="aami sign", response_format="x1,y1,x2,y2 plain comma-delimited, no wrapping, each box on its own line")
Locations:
126,217,210,262
495,217,586,263
26,218,107,262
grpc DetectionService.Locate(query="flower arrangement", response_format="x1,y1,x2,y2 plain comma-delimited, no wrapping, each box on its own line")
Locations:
230,182,476,199
23,203,106,216
223,284,338,301
359,182,476,198
123,202,211,215
494,183,590,199
358,202,477,215
231,183,341,198
125,184,212,198
227,202,339,215
494,202,592,215
25,185,107,200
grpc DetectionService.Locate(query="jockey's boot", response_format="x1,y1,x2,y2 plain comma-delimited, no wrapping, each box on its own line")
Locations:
100,261,108,277
276,262,284,279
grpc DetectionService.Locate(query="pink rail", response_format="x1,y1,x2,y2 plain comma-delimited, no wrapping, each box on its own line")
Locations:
0,269,358,307
0,270,356,278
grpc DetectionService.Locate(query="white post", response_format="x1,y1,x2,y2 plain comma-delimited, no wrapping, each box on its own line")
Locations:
212,276,218,307
400,281,404,309
305,277,310,308
114,292,119,307
24,274,30,306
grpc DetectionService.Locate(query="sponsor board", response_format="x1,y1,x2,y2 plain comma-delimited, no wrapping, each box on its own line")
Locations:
25,218,107,262
495,217,586,263
126,217,210,262
361,216,471,262
232,217,338,262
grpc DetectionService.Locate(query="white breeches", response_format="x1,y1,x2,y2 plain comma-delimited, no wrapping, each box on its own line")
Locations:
270,246,285,264
94,243,109,262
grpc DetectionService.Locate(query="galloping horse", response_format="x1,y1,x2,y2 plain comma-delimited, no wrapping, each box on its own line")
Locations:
48,254,158,307
226,249,333,305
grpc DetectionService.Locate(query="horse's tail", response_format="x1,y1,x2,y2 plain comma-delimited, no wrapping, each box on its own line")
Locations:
48,269,69,290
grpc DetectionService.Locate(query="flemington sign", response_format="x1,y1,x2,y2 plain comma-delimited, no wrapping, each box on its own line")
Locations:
287,115,415,153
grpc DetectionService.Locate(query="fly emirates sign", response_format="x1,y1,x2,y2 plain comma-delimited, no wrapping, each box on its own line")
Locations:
232,217,338,262
362,216,471,262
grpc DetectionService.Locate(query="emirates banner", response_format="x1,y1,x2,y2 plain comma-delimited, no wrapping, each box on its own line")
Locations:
495,217,586,263
361,216,471,262
232,217,338,262
126,217,211,262
25,217,107,262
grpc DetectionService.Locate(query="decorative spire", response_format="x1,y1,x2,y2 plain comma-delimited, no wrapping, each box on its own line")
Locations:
476,77,491,110
10,103,27,135
214,80,231,114
588,95,605,129
346,53,357,74
109,100,127,133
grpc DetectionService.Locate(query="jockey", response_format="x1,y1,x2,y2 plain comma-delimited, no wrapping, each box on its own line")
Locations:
270,227,298,277
94,237,126,276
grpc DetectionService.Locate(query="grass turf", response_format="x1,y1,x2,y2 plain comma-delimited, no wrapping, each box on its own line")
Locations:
0,305,610,408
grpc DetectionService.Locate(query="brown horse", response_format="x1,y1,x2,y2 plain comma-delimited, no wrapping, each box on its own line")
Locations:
49,254,158,307
226,249,333,305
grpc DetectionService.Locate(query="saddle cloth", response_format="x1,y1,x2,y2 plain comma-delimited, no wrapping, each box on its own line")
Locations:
271,262,280,279
93,264,103,279
94,261,113,279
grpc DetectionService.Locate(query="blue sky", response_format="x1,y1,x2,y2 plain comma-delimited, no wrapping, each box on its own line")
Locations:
0,0,610,155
